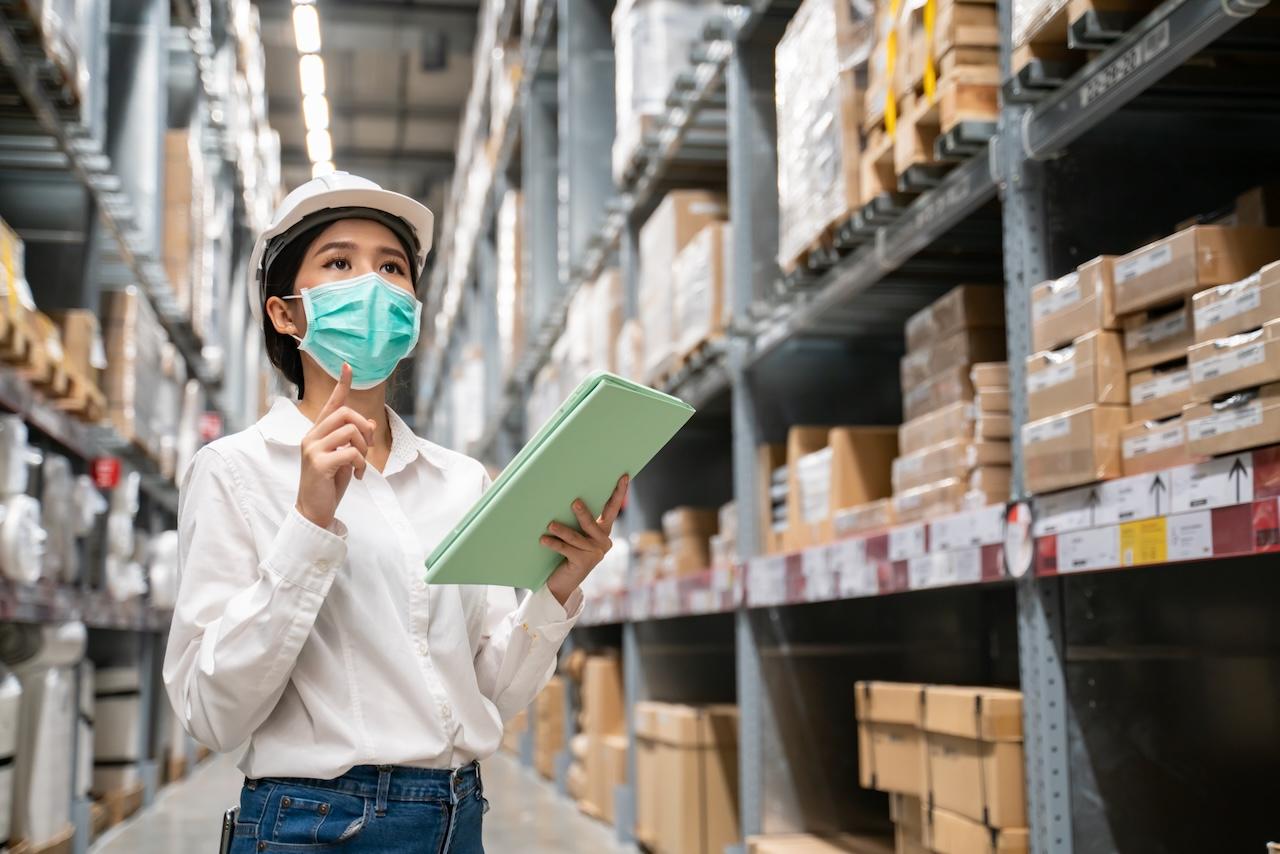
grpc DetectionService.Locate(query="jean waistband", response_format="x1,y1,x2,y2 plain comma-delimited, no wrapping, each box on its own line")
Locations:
252,761,481,803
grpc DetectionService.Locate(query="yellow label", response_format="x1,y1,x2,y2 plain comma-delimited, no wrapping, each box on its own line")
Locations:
885,0,903,134
1119,518,1167,566
923,0,937,102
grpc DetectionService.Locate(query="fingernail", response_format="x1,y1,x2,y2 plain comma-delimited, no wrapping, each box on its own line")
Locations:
574,500,584,510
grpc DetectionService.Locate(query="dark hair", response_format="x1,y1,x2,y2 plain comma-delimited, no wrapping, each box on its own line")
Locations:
262,220,330,398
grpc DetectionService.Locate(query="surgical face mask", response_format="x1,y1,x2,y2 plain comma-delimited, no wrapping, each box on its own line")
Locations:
284,273,422,390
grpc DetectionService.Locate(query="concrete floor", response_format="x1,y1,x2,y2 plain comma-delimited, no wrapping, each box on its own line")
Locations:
91,751,634,853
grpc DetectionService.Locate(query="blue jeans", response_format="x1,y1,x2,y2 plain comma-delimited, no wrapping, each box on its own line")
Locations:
231,762,487,853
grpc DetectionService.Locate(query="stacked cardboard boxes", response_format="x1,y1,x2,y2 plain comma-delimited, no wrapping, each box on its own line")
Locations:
575,655,626,822
496,190,524,378
785,426,898,551
856,682,1029,854
162,130,207,332
101,288,180,465
710,501,738,570
639,191,728,384
661,507,719,576
746,834,895,853
501,708,527,755
672,223,731,358
635,702,740,854
533,676,566,780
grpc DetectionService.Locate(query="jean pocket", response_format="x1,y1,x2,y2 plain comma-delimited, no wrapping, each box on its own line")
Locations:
266,788,369,849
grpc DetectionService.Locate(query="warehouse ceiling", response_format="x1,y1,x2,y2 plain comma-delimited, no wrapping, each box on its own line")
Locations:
256,0,478,208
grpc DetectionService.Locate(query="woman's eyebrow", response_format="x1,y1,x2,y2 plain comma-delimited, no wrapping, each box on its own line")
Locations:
313,240,359,255
379,245,410,264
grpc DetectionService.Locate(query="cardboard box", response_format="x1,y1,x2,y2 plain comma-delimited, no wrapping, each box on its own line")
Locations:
633,702,662,847
786,426,897,548
1122,300,1194,372
599,734,628,824
496,190,524,377
1121,416,1194,476
50,310,104,384
968,466,1011,505
905,286,1005,351
615,319,645,382
1234,183,1280,227
923,685,1025,828
971,362,1008,390
673,223,730,357
891,440,1010,493
891,793,928,854
855,681,925,796
1112,225,1280,315
502,708,527,754
925,807,1029,854
654,704,740,854
662,507,718,540
1026,330,1128,421
640,191,728,382
758,444,788,554
1030,256,1118,352
534,676,566,780
903,364,975,421
899,402,1011,457
666,535,711,577
1184,382,1280,458
975,388,1009,413
581,656,624,737
1188,318,1280,402
747,834,896,854
1192,260,1280,344
892,477,966,524
590,269,625,374
900,328,1007,389
1128,362,1192,422
1022,404,1129,494
832,498,895,537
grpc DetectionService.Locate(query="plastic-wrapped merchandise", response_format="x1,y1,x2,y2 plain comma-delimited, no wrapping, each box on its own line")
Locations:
590,270,625,374
94,667,143,766
106,512,135,560
111,470,141,517
105,553,147,603
147,530,180,610
0,668,21,846
40,454,78,584
672,224,730,358
496,190,525,378
0,495,47,584
76,661,93,800
614,320,645,383
0,416,31,497
450,348,486,451
102,288,168,458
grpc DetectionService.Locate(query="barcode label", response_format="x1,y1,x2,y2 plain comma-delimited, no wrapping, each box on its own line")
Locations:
1194,286,1261,331
1122,425,1185,459
1186,402,1263,441
1115,243,1174,283
1190,342,1266,384
1027,360,1076,393
1131,368,1190,403
1125,310,1187,350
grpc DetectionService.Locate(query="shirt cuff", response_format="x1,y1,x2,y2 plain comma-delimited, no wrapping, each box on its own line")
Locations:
262,508,348,596
516,585,584,638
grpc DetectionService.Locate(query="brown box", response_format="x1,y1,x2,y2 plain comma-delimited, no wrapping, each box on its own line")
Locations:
581,656,624,737
1128,362,1192,422
923,685,1025,828
1192,260,1280,343
1234,183,1280,227
662,507,719,540
1188,318,1280,402
892,478,969,524
891,793,928,854
900,328,1007,389
634,701,664,848
971,362,1009,390
975,388,1010,413
1121,417,1194,476
1026,330,1128,421
925,808,1029,854
640,191,728,382
598,734,628,824
1030,256,1119,352
1185,382,1280,458
1112,225,1280,315
905,285,1005,351
903,364,975,421
655,704,740,854
892,440,1010,494
673,223,730,357
899,402,1011,457
1022,404,1129,494
747,834,896,854
50,309,104,383
855,681,925,797
758,444,788,554
786,427,897,549
1122,300,1194,372
666,535,711,577
832,498,895,537
968,466,1011,503
534,677,566,780
501,709,526,754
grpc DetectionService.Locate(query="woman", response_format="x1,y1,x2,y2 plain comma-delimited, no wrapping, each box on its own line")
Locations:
163,172,627,853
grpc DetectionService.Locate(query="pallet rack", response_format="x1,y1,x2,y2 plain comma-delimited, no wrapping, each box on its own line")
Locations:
424,0,1280,849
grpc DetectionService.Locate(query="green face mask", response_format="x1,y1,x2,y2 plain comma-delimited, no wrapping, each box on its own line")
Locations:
286,274,422,389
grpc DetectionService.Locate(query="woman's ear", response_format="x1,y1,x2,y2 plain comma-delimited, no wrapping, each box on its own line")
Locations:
265,295,302,337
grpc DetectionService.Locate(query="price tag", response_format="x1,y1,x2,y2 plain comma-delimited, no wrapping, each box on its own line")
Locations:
712,565,734,592
1033,486,1097,536
1169,453,1253,513
907,554,942,589
1166,510,1213,561
831,538,877,598
804,545,837,602
1058,526,1120,573
1095,474,1163,525
1119,518,1167,566
888,523,927,562
657,578,679,616
91,457,121,489
931,505,1005,551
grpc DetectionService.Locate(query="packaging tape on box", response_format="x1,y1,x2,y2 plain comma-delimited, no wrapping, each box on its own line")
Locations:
1184,382,1280,458
1021,404,1129,495
855,681,926,797
1128,362,1192,422
900,402,1012,457
1187,319,1280,402
891,439,1010,494
1192,259,1280,344
1030,257,1119,353
1121,416,1195,477
1122,301,1194,372
923,685,1025,829
1025,331,1127,421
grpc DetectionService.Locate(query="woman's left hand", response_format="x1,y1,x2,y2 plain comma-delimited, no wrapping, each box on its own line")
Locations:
542,474,630,606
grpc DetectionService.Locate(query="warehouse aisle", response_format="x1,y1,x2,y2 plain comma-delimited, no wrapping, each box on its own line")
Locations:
91,752,633,853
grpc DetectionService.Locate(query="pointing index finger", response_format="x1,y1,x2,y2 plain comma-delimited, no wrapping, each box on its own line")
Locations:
319,363,352,420
600,474,630,529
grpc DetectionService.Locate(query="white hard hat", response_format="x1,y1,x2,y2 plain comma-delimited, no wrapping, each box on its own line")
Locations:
247,171,435,322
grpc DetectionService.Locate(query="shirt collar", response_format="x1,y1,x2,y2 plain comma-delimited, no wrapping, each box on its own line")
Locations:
256,397,453,476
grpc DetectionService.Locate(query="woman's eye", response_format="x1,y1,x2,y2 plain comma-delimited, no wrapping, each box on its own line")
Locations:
382,262,406,276
325,258,350,271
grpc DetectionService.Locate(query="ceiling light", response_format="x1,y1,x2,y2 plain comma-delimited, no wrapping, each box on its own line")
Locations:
312,160,336,178
299,54,326,96
306,129,333,162
302,94,329,131
293,4,322,53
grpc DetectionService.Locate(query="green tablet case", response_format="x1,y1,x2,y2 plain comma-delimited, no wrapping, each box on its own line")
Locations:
424,371,695,588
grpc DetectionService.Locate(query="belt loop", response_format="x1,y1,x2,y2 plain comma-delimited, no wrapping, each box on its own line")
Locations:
473,760,482,797
375,766,392,816
448,765,461,807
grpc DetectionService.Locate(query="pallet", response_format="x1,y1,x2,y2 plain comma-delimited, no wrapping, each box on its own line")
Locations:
54,368,105,422
90,801,110,841
7,823,75,854
21,336,69,398
0,312,31,365
99,781,145,828
166,753,188,784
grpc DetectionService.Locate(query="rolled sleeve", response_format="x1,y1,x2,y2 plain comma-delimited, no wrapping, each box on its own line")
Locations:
516,586,584,641
262,509,348,595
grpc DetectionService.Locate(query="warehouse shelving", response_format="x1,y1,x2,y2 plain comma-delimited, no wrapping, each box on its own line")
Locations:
427,0,1280,845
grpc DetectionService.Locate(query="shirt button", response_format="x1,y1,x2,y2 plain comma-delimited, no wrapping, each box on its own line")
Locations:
416,641,427,656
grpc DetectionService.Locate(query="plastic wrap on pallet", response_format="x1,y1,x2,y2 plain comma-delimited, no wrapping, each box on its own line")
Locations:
40,454,79,584
1012,0,1070,47
497,191,525,378
611,0,720,183
102,287,168,460
775,0,871,271
672,224,730,359
0,668,20,843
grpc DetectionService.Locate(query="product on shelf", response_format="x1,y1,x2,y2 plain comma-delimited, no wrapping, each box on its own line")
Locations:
630,530,667,586
901,327,1006,390
832,498,895,537
745,833,895,854
1021,404,1129,494
578,655,625,821
891,793,927,854
786,426,897,550
661,507,719,576
611,0,720,183
1193,260,1280,344
898,401,1010,458
93,666,144,797
1128,361,1192,423
0,416,31,497
756,444,788,554
0,494,47,585
1025,330,1127,421
855,681,926,797
534,676,566,780
497,190,525,377
1112,224,1280,315
635,702,740,854
1030,256,1119,353
101,287,172,462
1120,416,1194,477
589,269,625,375
39,454,78,584
923,685,1026,829
710,501,738,569
1184,382,1280,458
50,308,107,419
974,386,1009,414
147,530,180,610
774,0,868,272
971,361,1008,390
672,223,730,359
891,474,1002,525
615,319,645,383
163,129,207,325
904,285,1005,353
1120,300,1193,372
891,438,1010,494
639,191,728,384
1187,319,1280,402
501,708,527,754
924,806,1029,854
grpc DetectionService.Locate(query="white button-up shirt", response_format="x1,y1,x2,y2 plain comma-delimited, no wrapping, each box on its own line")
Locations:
163,398,582,780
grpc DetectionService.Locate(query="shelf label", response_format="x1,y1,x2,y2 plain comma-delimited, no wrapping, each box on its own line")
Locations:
656,578,679,616
746,555,788,607
1124,309,1187,350
91,457,121,490
1186,401,1263,442
1033,486,1097,536
889,523,928,562
1027,360,1076,393
1114,239,1173,283
1123,425,1185,460
1095,472,1169,525
832,538,877,598
1120,517,1167,566
1058,526,1120,573
1024,414,1072,445
1166,510,1213,562
711,565,735,592
931,504,1005,551
802,545,836,602
1189,342,1266,385
907,553,946,589
1078,20,1171,109
1169,453,1254,512
1195,285,1261,331
1130,368,1190,404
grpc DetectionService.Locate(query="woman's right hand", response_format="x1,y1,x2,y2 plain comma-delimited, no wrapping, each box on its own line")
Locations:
296,363,374,529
